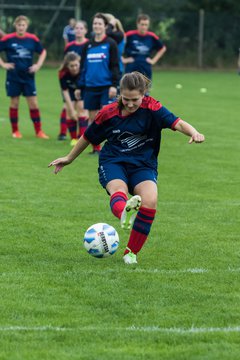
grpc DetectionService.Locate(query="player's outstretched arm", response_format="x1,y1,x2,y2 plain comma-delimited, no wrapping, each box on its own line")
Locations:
48,136,90,174
174,119,205,144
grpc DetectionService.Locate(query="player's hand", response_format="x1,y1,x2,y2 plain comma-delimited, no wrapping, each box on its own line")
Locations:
146,57,154,65
29,64,40,73
189,132,205,144
122,57,134,64
48,156,71,174
70,110,78,121
109,86,117,99
3,62,15,70
74,89,81,100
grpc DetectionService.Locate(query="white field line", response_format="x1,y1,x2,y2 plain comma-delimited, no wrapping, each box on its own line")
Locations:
1,267,240,278
0,325,240,334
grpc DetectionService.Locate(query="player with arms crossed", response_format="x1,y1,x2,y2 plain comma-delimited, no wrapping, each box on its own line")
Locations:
0,15,49,139
122,13,166,81
49,72,205,265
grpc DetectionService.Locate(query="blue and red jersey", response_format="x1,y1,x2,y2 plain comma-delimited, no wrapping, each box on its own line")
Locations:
124,30,165,78
84,96,180,169
0,32,45,83
64,39,89,56
79,36,120,89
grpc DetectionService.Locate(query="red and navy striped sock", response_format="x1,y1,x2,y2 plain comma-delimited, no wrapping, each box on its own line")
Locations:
30,108,41,134
9,107,18,132
60,108,67,135
66,119,77,139
124,207,156,255
110,191,128,219
78,116,88,138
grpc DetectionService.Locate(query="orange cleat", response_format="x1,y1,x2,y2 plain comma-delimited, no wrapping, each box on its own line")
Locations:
12,131,23,139
36,130,49,139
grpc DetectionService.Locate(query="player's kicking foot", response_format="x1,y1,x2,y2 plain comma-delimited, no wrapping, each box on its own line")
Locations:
123,250,138,265
121,195,141,230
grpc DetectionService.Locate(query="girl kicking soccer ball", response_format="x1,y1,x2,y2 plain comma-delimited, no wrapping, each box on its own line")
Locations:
49,71,205,264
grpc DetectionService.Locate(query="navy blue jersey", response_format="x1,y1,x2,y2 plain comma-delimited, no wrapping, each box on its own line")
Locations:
0,32,44,83
79,36,120,89
64,39,89,56
59,69,79,99
84,96,180,169
124,30,165,78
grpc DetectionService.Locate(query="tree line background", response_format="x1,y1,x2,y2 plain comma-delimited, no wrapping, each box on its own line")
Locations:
0,0,239,68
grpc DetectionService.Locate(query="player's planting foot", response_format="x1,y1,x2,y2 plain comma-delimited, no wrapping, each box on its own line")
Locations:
121,195,141,230
36,130,49,139
123,250,138,265
70,138,78,146
12,131,22,139
57,133,67,140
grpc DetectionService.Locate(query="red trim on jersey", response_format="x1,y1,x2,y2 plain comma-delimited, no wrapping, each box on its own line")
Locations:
95,102,119,125
171,118,181,130
1,32,40,42
140,96,162,111
59,69,68,79
125,30,159,40
64,38,88,51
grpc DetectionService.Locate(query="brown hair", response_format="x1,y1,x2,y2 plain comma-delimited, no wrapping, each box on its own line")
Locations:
118,71,151,107
137,14,150,23
93,13,109,26
59,52,80,71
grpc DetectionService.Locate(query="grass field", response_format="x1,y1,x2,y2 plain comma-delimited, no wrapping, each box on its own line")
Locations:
0,68,240,360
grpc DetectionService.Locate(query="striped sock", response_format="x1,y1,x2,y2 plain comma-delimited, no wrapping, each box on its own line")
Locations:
9,107,18,132
66,119,77,139
78,116,88,137
110,191,128,219
30,108,41,133
60,108,67,135
125,207,156,254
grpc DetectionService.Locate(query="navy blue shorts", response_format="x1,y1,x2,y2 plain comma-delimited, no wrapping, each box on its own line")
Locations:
83,87,112,110
98,162,158,195
6,79,37,97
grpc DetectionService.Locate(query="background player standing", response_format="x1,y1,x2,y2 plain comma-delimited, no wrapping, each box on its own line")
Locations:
49,71,205,265
0,15,49,139
76,13,120,154
122,14,166,81
62,18,76,46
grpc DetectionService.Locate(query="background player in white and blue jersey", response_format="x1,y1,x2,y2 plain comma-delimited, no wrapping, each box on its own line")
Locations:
122,13,166,80
76,13,120,154
0,15,49,139
62,18,76,46
49,72,205,265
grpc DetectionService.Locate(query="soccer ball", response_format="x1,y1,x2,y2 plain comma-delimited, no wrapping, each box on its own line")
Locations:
83,223,119,258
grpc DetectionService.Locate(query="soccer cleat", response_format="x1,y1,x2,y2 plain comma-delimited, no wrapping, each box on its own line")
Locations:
70,138,78,146
57,133,67,141
121,195,141,230
12,131,22,139
123,250,138,265
36,130,49,139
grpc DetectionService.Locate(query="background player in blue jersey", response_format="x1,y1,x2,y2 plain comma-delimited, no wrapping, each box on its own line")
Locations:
122,13,166,80
58,52,87,146
49,71,205,265
76,13,120,154
62,18,76,46
58,20,89,141
0,15,49,139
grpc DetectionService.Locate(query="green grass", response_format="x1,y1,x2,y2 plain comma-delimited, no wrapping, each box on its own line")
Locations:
0,69,240,359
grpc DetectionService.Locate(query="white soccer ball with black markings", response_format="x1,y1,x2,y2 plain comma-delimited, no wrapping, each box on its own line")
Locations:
83,223,119,258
